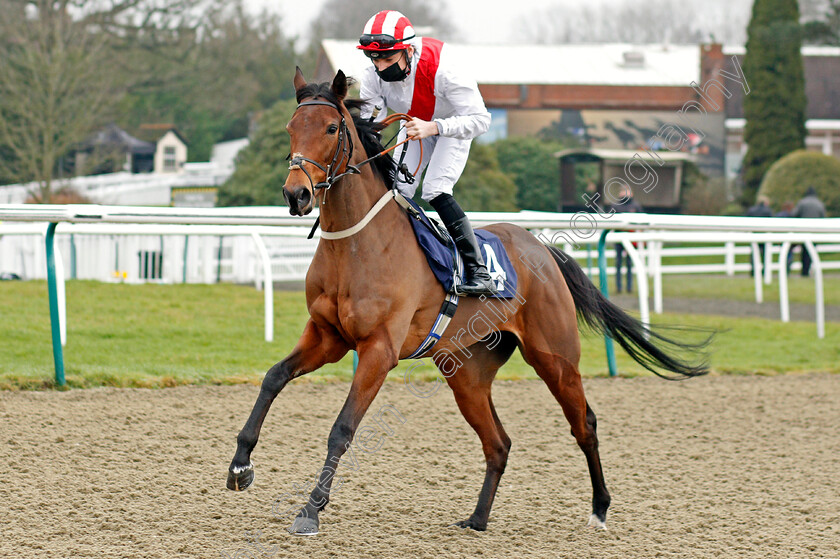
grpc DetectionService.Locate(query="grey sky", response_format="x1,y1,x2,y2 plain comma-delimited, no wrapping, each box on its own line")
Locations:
246,0,756,46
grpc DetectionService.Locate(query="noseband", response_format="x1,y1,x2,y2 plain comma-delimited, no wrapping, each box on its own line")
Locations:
288,99,360,192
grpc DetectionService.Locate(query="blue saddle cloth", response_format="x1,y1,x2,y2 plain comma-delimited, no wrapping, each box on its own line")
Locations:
401,196,518,298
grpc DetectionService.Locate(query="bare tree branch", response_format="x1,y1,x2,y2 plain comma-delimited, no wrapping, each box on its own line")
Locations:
517,0,751,45
0,0,217,200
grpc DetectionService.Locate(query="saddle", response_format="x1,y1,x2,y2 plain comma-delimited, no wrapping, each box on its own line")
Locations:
392,191,518,299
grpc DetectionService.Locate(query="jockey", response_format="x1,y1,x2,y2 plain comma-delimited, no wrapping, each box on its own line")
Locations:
357,10,496,296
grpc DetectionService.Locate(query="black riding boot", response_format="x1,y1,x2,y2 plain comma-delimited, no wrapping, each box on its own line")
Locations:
430,194,497,296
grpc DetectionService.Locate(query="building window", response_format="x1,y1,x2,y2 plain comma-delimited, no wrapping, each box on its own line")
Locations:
164,146,177,171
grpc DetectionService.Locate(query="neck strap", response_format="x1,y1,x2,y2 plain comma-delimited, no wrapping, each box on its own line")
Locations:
319,189,396,240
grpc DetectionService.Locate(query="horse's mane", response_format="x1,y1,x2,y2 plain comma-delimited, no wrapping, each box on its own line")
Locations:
295,81,397,187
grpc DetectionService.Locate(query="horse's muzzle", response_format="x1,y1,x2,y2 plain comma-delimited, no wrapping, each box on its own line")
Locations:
283,185,313,216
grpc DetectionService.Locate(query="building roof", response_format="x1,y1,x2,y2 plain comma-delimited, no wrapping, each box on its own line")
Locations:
135,124,188,145
210,138,250,173
723,45,840,57
319,40,701,87
83,124,156,155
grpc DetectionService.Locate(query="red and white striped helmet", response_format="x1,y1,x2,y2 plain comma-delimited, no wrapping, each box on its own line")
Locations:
357,10,416,52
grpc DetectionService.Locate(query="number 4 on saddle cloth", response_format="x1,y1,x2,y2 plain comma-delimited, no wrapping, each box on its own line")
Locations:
394,192,518,298
392,192,519,359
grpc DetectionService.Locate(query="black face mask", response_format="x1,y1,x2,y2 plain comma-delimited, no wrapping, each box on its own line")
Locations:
376,56,410,82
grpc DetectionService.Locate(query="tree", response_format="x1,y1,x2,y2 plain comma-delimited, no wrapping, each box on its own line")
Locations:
118,1,299,162
493,137,566,212
802,0,840,45
741,0,807,205
0,0,214,201
450,143,518,212
217,98,297,207
0,2,117,200
308,0,454,48
758,150,840,216
518,0,750,45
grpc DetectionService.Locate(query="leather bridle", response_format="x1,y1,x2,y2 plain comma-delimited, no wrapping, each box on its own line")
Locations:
288,98,423,193
288,97,424,239
288,99,359,192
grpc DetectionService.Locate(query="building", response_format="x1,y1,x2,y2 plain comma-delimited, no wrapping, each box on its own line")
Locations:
316,40,840,209
69,123,189,177
134,124,189,174
72,124,156,175
721,46,840,178
0,136,248,206
556,148,693,212
316,40,731,181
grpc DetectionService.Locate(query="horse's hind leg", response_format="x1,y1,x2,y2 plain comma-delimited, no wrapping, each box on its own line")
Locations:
441,335,516,531
523,346,611,528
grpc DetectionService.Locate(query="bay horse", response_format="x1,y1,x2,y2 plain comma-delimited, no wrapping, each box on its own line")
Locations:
227,68,710,535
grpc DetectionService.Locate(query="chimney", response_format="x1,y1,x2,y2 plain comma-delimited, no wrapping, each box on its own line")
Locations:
622,51,645,68
699,43,726,112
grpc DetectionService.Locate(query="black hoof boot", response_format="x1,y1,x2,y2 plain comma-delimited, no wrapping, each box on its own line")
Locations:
227,462,254,491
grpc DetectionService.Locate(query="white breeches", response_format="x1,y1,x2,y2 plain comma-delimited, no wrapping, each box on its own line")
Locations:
394,131,471,202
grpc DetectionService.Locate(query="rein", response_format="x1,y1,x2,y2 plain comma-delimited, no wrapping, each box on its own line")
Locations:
290,97,423,240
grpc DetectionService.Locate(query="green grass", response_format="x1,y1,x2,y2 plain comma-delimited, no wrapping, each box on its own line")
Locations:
2,280,838,390
660,273,840,305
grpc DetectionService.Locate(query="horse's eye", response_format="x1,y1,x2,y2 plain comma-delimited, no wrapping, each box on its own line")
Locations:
327,124,338,135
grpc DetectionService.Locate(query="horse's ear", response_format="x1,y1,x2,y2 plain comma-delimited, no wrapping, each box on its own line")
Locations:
331,70,348,101
294,66,307,92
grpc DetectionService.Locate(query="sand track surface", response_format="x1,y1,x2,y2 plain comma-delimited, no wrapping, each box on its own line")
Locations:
1,374,838,558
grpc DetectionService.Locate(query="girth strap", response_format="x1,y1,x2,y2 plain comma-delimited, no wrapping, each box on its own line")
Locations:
405,250,463,359
406,292,460,359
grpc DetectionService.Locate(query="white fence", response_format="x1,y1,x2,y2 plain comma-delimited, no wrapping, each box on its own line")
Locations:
4,223,840,285
602,231,840,339
0,223,315,285
2,204,840,346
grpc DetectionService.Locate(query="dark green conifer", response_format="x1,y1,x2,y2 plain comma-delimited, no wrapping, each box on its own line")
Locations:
742,0,807,204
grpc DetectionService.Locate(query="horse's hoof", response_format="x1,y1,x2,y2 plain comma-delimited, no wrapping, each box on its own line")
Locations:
288,515,319,536
451,518,487,531
227,463,254,491
587,513,607,530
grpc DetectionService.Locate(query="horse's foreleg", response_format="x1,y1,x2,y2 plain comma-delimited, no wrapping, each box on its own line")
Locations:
227,320,348,491
288,332,398,535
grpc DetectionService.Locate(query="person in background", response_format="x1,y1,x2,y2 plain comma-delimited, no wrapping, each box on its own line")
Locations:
775,201,796,273
775,201,795,218
746,195,773,277
609,184,643,293
792,187,827,277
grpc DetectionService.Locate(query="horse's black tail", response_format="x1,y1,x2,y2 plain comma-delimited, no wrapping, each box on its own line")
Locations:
547,245,712,379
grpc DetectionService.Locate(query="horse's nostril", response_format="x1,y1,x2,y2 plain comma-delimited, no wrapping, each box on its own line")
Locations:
296,188,311,209
283,186,311,216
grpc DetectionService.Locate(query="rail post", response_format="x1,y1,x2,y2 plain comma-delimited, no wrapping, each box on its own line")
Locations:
45,222,66,386
597,229,618,377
